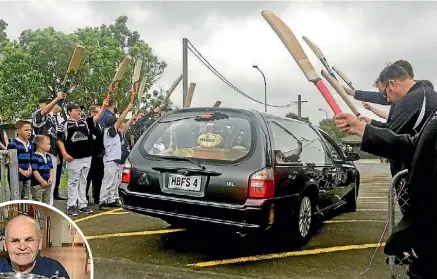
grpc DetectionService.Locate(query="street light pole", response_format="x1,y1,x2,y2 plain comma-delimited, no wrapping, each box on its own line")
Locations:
319,108,328,119
253,65,267,113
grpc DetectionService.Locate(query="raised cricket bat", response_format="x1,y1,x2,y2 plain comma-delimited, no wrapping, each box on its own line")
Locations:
321,69,360,116
213,100,221,107
59,45,85,106
184,82,196,108
261,10,342,114
106,56,131,100
302,36,337,80
135,77,147,114
130,58,143,103
332,66,355,90
159,75,183,109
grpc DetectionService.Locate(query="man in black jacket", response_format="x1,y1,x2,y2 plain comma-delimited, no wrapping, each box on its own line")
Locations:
358,65,437,177
335,109,437,278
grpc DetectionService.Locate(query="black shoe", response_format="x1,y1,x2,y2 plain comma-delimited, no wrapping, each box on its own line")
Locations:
78,207,93,214
55,195,67,200
108,199,121,208
99,202,110,210
67,206,78,216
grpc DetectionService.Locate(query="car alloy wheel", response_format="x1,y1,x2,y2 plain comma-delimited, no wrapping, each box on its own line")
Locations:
298,196,312,238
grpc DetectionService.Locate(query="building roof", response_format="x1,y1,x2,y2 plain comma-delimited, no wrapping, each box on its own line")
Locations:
341,135,363,144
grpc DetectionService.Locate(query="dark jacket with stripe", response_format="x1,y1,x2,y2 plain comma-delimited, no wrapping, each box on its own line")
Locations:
370,82,437,176
7,138,35,181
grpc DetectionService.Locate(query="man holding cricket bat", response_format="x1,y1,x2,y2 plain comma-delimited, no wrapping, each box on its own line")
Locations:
31,93,66,206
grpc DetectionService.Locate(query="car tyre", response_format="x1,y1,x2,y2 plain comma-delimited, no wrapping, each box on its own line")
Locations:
289,194,314,245
344,183,358,212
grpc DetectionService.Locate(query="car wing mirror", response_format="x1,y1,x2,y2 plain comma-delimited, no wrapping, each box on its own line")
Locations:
345,152,360,161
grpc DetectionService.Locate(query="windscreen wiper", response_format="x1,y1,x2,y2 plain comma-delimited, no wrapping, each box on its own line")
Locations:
156,156,206,170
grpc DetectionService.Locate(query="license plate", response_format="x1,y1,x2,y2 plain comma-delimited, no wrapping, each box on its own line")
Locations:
167,174,202,192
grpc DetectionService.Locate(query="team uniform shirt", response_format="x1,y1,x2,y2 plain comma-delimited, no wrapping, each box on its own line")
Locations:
7,138,35,181
58,117,95,159
103,126,121,163
32,109,59,156
30,151,53,186
129,112,156,142
0,255,70,278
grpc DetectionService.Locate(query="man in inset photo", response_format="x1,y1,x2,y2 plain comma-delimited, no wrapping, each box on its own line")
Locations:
0,215,69,278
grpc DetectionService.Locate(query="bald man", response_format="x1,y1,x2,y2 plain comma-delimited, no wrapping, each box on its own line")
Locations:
0,215,69,278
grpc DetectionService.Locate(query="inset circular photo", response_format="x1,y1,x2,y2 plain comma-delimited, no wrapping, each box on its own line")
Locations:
0,201,93,279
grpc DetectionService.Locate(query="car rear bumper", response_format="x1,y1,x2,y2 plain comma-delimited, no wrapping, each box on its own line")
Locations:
119,183,278,232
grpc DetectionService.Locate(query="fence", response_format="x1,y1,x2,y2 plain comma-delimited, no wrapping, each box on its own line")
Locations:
0,150,20,202
388,169,410,279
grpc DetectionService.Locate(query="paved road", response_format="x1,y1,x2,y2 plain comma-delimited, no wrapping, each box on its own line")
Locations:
56,162,402,279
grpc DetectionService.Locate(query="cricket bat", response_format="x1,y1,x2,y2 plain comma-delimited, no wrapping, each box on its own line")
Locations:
184,82,196,108
261,10,342,114
321,69,360,116
159,75,183,109
332,66,355,90
213,100,221,107
135,77,147,114
302,36,337,80
130,58,143,103
59,45,85,106
106,56,131,100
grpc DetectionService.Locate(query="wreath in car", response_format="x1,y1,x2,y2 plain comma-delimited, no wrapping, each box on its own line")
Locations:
197,133,224,148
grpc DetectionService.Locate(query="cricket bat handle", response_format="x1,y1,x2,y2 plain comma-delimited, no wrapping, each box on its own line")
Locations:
314,79,342,115
329,72,338,81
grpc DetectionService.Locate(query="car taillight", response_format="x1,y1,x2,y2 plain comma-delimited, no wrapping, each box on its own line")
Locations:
121,160,132,183
249,168,275,198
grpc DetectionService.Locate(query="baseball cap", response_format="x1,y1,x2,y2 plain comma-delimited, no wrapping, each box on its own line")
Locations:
38,96,53,104
67,103,85,111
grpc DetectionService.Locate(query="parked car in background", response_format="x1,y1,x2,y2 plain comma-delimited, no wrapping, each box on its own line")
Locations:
119,108,360,243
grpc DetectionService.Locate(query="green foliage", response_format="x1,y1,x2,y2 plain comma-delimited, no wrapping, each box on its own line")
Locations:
318,118,345,140
285,112,311,124
0,16,168,122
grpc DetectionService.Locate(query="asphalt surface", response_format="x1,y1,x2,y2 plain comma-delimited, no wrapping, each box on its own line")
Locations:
55,161,402,279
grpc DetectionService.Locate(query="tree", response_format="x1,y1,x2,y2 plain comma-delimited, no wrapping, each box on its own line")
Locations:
285,112,311,124
0,19,7,43
141,86,174,111
0,16,167,121
318,118,346,140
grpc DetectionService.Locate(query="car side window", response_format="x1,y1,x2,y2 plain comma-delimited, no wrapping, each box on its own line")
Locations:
319,131,345,163
267,119,327,165
267,121,303,164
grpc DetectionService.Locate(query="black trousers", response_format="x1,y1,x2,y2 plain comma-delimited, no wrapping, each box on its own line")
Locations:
54,154,63,197
86,155,104,203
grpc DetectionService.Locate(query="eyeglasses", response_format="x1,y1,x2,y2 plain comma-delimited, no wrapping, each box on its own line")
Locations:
381,80,394,97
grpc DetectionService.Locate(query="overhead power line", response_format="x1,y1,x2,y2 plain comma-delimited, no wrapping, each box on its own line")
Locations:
186,40,295,108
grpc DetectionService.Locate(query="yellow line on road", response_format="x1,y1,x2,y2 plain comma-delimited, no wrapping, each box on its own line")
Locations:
187,243,386,268
85,228,186,240
106,212,129,215
324,219,386,223
74,208,123,223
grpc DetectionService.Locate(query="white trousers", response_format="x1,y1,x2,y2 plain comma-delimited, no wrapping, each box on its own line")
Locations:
66,157,91,209
48,153,57,206
100,161,122,204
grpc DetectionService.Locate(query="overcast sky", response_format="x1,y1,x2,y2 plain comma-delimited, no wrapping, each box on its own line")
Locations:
2,1,436,123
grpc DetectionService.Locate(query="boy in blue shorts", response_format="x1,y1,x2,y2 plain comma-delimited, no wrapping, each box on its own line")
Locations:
30,135,54,204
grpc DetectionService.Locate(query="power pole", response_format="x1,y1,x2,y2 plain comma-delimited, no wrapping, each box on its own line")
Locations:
297,94,308,120
182,38,188,107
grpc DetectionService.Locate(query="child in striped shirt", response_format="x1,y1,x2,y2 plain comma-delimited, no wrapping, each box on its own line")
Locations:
30,135,54,204
7,120,34,199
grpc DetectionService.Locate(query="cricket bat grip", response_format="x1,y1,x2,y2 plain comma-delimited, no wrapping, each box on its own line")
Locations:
314,79,342,115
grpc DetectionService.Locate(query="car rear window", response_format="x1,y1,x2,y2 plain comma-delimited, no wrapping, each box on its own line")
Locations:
141,111,253,163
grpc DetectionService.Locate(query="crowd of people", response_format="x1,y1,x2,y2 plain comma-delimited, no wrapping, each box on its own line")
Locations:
336,60,435,279
1,92,170,217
